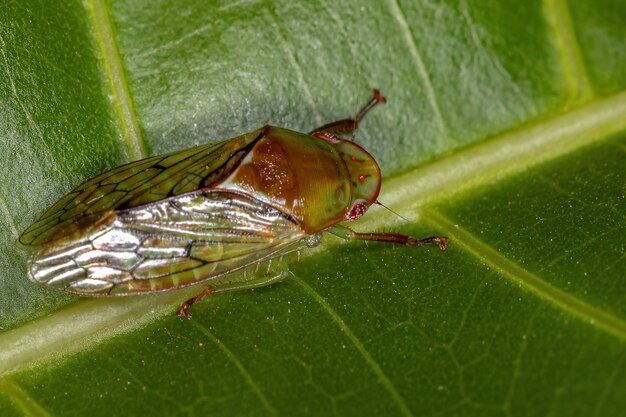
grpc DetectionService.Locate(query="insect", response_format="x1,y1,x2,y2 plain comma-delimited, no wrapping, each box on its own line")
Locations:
20,90,448,318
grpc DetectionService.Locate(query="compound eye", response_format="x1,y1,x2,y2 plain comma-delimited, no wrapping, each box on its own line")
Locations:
344,199,369,222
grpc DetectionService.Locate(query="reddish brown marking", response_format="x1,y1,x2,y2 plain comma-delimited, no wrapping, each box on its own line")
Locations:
231,139,296,207
222,131,351,233
372,89,386,104
345,200,369,221
358,174,365,182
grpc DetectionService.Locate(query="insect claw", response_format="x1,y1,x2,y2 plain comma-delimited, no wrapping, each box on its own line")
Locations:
177,304,193,320
405,235,448,251
372,89,386,104
177,286,213,319
436,237,449,251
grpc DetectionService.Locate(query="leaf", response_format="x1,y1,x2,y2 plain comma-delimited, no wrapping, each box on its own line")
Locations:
0,0,625,416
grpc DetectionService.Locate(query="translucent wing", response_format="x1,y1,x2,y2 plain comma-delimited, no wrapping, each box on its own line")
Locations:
27,191,307,295
20,128,265,246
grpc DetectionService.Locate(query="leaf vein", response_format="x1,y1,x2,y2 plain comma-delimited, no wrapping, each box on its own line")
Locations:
544,0,594,101
387,0,449,140
593,349,626,417
264,2,321,125
427,209,626,340
0,34,70,185
191,321,278,417
0,195,19,238
136,22,213,59
502,310,537,415
102,353,187,410
0,379,53,417
290,273,415,417
86,0,147,160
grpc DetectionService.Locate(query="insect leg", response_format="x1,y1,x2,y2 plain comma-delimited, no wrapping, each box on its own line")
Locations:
177,260,290,319
177,286,213,319
328,225,448,251
310,90,386,135
210,260,289,294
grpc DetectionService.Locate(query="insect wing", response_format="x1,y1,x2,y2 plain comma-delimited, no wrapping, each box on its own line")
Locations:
20,128,264,246
28,191,306,295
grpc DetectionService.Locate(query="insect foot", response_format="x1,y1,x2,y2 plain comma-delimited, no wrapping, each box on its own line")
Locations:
407,236,448,251
177,286,214,320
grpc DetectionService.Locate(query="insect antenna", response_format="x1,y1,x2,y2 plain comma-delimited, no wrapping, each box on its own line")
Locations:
375,200,411,223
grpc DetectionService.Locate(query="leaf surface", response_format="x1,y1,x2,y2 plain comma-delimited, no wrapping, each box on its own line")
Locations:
0,0,625,416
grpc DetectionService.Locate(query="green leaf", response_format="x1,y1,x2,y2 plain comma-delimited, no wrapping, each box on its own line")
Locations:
1,0,625,416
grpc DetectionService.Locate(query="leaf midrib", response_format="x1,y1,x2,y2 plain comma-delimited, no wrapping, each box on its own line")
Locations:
1,91,625,378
